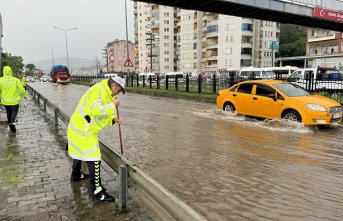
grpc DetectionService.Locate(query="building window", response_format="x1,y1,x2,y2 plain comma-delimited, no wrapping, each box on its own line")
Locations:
241,23,253,31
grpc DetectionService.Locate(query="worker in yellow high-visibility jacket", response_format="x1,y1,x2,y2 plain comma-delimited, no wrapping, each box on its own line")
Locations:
67,76,125,202
21,75,27,90
0,66,27,132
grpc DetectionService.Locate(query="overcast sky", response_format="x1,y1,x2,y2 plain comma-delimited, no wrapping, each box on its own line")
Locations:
1,0,134,64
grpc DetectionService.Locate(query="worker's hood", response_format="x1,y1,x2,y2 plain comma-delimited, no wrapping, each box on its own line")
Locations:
3,66,13,77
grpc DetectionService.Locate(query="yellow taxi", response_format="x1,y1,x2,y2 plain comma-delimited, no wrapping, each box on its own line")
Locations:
216,80,343,125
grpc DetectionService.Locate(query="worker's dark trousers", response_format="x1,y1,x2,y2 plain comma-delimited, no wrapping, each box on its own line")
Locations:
72,159,102,193
4,105,19,124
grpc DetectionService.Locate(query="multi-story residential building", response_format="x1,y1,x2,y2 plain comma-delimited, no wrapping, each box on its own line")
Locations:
253,20,281,68
306,28,343,68
134,2,175,74
107,39,135,73
176,10,203,75
0,13,3,75
134,3,280,76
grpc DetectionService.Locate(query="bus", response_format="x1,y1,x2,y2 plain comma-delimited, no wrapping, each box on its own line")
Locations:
164,72,184,82
238,67,275,79
265,66,298,79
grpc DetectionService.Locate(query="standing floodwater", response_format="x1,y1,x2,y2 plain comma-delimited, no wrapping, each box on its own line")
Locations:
30,82,343,221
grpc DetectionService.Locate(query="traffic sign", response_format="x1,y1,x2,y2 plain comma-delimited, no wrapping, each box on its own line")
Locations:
124,57,134,67
269,40,279,49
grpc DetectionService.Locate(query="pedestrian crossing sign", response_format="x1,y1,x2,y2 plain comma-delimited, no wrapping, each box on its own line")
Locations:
124,57,134,67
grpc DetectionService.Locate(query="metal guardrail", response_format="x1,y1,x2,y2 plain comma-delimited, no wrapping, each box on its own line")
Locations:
27,84,208,221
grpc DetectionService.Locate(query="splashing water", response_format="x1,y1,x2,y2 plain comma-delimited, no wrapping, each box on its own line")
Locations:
193,108,312,134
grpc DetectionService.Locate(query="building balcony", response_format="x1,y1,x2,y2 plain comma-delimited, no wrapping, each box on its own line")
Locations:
241,54,252,60
308,35,336,42
241,43,253,48
242,30,254,36
206,19,218,26
206,32,218,38
207,42,218,49
206,56,218,61
151,22,160,28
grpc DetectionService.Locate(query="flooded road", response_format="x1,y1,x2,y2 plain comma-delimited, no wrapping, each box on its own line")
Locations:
30,82,343,221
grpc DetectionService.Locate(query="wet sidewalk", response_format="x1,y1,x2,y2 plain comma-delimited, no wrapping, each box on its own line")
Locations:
0,97,156,221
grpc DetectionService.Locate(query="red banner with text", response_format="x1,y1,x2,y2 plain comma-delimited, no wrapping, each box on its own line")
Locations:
314,7,343,23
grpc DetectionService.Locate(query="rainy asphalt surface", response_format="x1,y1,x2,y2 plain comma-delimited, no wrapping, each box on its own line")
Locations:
15,82,343,221
0,97,157,221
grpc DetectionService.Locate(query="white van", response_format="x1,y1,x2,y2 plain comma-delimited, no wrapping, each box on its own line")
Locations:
238,67,275,79
104,73,118,79
287,67,342,90
139,72,156,83
265,66,298,79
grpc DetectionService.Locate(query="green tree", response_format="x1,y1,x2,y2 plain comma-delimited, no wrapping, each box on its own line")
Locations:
25,63,36,71
279,24,307,57
1,52,25,76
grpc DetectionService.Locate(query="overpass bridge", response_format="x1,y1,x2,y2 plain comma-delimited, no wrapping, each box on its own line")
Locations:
136,0,343,32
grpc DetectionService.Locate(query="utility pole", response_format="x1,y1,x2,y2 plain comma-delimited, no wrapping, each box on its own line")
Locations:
102,46,109,73
124,0,130,80
145,31,155,73
94,57,100,75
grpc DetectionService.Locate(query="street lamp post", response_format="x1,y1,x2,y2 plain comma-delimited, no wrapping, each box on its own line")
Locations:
45,45,58,67
53,26,77,71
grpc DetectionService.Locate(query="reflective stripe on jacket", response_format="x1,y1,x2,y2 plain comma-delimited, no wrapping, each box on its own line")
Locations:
67,79,116,161
0,66,27,105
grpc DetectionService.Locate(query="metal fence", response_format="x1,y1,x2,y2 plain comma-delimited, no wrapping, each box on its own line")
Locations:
71,74,343,103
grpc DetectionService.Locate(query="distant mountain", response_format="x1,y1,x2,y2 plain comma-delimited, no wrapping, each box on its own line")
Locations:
32,57,95,73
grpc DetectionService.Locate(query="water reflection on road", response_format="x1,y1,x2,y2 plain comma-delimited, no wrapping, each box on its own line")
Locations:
30,82,343,221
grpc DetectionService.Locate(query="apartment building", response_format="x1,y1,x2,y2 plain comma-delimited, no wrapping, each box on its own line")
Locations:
306,28,343,68
107,39,135,73
253,20,281,68
134,2,175,74
134,3,280,76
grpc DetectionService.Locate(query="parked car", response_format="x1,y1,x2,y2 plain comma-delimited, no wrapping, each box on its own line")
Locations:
89,78,105,87
216,80,343,125
40,75,52,82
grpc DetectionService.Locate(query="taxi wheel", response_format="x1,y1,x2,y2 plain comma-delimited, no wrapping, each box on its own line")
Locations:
223,102,235,113
282,110,302,122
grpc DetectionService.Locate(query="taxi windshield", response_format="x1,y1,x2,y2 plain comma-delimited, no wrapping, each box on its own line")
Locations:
273,83,310,97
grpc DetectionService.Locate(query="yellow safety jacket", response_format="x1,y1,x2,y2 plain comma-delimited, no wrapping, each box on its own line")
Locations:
0,66,27,105
22,76,27,86
67,79,116,161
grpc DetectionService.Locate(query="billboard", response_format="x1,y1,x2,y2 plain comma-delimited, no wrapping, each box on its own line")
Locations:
314,7,343,23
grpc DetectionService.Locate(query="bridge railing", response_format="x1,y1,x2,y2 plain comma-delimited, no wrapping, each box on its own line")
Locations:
26,84,208,221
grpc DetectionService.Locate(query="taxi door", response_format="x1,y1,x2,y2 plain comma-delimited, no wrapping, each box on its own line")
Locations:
251,83,284,118
232,83,255,115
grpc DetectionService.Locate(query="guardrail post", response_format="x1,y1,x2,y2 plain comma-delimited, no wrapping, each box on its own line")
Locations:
118,165,128,212
37,94,40,104
44,99,47,112
54,108,59,125
186,74,189,92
